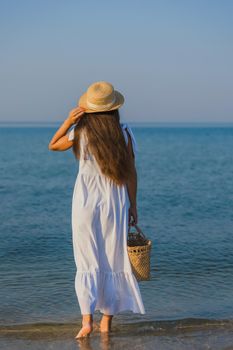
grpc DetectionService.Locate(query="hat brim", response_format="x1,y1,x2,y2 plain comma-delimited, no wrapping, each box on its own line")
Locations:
78,90,124,113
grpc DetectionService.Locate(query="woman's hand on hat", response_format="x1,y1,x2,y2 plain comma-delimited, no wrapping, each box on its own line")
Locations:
66,106,86,125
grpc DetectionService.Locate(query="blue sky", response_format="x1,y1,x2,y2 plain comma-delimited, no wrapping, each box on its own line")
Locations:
0,0,232,123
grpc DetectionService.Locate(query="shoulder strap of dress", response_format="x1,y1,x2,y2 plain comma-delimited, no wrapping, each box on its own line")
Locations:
67,126,91,160
67,125,75,141
67,123,85,142
67,119,83,141
120,123,138,155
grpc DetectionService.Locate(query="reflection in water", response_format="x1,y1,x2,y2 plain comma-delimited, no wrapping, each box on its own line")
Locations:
76,337,93,350
76,332,112,350
100,332,112,350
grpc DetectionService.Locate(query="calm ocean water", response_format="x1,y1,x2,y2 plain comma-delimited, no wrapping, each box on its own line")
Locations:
0,123,233,345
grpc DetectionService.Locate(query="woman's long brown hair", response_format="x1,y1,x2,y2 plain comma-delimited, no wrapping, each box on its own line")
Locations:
71,109,133,186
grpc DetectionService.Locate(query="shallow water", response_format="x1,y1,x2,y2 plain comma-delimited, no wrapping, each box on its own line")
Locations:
0,318,233,350
0,124,233,345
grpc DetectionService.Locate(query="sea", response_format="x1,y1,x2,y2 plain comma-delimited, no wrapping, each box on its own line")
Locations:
0,122,233,349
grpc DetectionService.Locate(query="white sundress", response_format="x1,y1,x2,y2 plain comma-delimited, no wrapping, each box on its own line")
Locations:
67,122,145,315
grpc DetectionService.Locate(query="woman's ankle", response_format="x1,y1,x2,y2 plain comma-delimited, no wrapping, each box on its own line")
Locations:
82,314,93,326
100,314,113,331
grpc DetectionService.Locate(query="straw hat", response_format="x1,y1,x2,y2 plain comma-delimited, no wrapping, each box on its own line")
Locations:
78,81,124,113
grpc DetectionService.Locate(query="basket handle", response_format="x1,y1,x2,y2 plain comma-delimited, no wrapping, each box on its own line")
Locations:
128,221,147,240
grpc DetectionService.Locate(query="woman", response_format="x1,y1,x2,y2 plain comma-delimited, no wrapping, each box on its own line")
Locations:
48,81,145,339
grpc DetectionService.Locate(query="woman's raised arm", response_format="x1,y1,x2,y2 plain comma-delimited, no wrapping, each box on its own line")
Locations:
48,107,85,151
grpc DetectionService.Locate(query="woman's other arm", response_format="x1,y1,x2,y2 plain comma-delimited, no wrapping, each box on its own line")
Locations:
126,130,138,224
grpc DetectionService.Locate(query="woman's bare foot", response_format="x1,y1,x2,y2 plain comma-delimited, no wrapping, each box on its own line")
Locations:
100,314,113,333
75,315,93,339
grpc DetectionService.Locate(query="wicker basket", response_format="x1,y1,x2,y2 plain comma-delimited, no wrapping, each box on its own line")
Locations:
127,222,152,281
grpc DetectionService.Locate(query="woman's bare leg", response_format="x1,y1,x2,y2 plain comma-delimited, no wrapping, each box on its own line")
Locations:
100,314,114,332
75,314,93,339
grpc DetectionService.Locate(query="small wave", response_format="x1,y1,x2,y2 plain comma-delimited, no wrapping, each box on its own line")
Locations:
1,317,233,340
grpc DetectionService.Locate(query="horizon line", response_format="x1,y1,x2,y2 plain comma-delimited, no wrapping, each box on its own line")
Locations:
1,120,233,124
